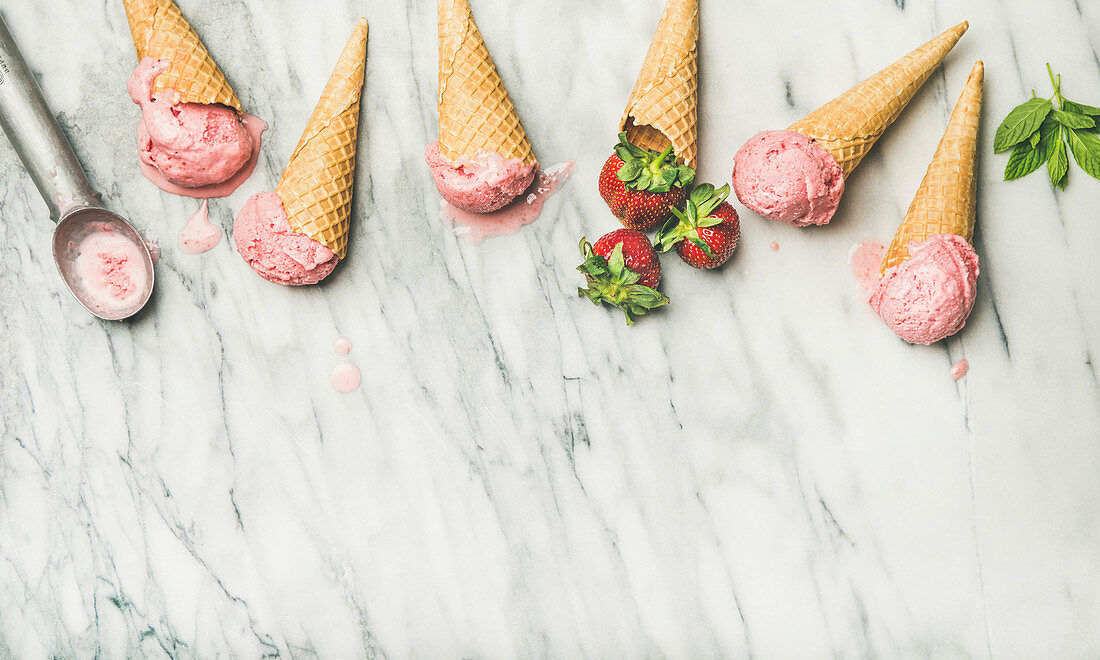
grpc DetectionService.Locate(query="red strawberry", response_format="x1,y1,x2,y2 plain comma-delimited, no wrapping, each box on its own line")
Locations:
577,229,669,325
655,183,741,270
599,132,694,231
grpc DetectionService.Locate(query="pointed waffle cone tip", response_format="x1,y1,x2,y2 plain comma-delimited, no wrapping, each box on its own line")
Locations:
789,21,969,176
880,60,984,275
275,18,369,261
437,0,536,166
619,0,699,166
123,0,242,112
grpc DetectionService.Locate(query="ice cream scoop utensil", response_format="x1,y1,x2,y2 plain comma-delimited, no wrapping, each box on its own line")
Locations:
0,12,153,320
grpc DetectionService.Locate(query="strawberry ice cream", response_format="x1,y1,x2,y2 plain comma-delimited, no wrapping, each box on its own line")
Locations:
233,192,338,286
128,58,264,197
868,234,980,345
425,142,537,213
732,130,845,227
72,226,152,315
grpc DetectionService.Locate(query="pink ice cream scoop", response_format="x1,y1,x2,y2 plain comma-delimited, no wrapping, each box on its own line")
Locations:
72,226,152,314
869,234,979,345
128,58,263,196
732,130,845,227
233,192,338,286
425,142,537,214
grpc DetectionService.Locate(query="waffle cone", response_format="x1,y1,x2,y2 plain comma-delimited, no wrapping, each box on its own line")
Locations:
437,0,535,166
789,21,968,176
619,0,699,166
275,18,369,261
123,0,241,112
880,61,984,275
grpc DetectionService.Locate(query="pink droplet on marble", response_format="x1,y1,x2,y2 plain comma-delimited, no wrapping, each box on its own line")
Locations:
330,362,362,393
951,358,970,381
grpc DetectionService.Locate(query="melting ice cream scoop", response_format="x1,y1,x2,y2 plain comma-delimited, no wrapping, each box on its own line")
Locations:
0,13,153,320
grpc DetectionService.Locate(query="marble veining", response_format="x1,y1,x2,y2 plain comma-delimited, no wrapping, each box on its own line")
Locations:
1,0,1098,657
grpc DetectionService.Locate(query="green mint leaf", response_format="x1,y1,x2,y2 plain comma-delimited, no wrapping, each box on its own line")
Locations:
1052,109,1096,130
1005,122,1058,181
1063,99,1100,117
1048,131,1069,189
1029,130,1042,148
1066,127,1100,180
1004,142,1046,180
994,97,1053,152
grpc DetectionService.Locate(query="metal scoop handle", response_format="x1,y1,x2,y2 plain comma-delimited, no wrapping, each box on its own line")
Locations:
0,12,100,221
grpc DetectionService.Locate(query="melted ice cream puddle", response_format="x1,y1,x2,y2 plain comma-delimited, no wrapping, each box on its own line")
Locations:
442,161,576,244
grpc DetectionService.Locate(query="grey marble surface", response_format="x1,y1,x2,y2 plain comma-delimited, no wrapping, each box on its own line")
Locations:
1,0,1099,657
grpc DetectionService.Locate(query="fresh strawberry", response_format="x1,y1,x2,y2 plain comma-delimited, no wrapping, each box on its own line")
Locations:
577,229,669,325
599,132,695,231
655,183,741,270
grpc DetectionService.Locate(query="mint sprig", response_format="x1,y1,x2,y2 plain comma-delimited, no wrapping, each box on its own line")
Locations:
612,132,695,194
996,64,1100,189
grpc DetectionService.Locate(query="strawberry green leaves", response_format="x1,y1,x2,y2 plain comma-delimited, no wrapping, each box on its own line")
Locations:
655,183,730,254
613,132,694,194
577,235,668,325
997,64,1100,187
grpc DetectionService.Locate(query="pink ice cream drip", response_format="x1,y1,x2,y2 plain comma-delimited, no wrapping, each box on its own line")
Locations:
233,191,338,286
178,200,222,254
732,130,845,227
128,58,264,197
869,234,980,345
425,142,537,214
849,239,887,298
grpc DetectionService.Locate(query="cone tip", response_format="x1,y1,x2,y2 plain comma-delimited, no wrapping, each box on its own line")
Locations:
964,60,985,94
938,21,969,47
439,0,469,13
353,17,369,39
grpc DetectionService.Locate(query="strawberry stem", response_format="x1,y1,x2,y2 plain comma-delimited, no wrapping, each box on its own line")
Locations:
649,145,674,174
